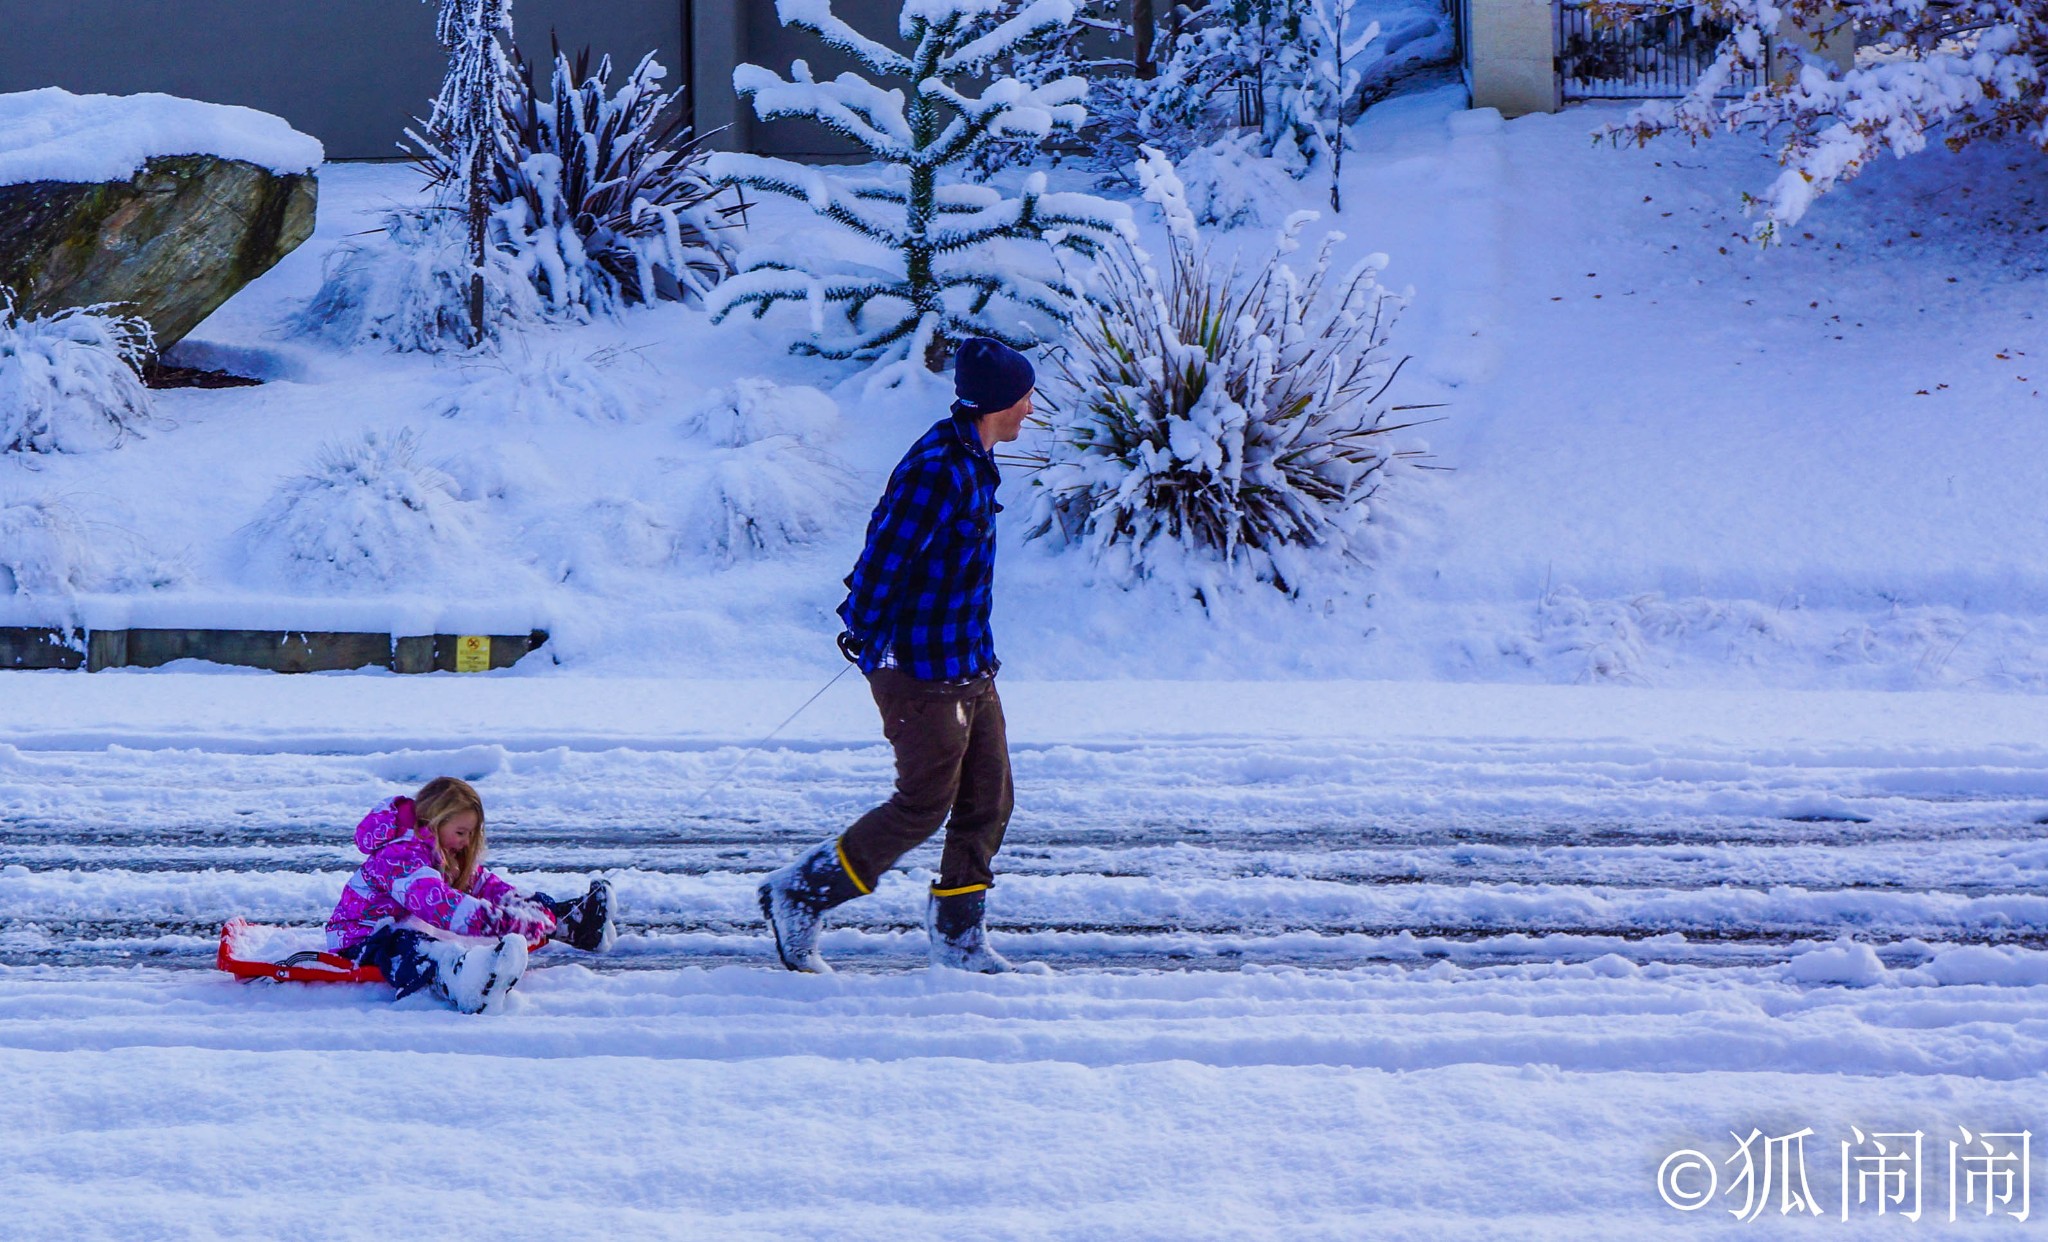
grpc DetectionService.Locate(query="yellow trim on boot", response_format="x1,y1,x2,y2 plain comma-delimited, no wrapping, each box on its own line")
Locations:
835,837,874,896
929,882,989,898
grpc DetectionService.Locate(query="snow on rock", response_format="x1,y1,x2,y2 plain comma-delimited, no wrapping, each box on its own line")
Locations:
0,88,322,186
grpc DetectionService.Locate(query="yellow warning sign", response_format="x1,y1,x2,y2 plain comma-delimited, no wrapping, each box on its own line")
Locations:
455,635,492,673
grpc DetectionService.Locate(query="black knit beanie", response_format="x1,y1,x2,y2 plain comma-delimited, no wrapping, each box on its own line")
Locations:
952,337,1035,417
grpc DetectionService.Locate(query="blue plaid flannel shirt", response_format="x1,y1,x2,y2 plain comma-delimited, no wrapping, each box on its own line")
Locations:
838,414,1002,681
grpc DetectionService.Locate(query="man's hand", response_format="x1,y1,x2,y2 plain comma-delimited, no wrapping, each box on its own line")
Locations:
836,631,864,665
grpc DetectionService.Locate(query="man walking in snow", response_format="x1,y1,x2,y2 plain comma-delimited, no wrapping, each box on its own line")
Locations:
757,338,1035,974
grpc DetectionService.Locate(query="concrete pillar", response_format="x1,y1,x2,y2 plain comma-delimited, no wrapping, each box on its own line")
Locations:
1770,8,1856,84
1467,0,1559,118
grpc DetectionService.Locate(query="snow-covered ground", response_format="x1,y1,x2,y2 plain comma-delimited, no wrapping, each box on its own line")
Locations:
5,677,2047,1236
4,77,2047,1240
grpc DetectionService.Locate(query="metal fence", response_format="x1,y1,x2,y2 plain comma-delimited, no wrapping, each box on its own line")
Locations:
1555,2,1765,99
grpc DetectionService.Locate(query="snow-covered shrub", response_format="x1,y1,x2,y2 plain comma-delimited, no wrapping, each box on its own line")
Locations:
579,497,678,568
523,496,680,590
0,498,93,594
680,379,840,448
0,296,155,454
0,497,183,595
1024,151,1428,592
248,429,479,587
1174,133,1297,228
670,378,856,562
436,349,643,422
1602,0,2048,239
674,437,862,565
410,45,735,317
295,208,542,352
707,0,1129,368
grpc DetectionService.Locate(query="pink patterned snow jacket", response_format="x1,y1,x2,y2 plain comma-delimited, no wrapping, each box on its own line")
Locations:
325,796,555,952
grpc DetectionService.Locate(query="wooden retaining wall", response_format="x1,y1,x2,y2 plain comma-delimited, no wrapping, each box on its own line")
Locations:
0,628,549,674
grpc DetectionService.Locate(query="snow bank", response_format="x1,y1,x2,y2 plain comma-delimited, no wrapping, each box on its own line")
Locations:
0,966,2043,1239
0,88,322,186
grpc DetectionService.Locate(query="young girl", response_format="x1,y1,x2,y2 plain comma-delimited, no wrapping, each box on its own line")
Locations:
326,776,616,1013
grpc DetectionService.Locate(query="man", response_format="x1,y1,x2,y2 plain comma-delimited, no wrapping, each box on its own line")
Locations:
757,337,1035,974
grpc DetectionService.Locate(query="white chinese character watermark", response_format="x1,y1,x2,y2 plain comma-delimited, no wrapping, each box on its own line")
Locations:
1952,1126,2032,1223
1657,1124,2033,1225
1841,1127,1921,1222
1726,1127,1825,1222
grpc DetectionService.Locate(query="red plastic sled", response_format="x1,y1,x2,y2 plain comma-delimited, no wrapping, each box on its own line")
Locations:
217,917,385,984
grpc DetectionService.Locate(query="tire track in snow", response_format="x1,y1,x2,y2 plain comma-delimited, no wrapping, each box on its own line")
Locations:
2,740,2043,973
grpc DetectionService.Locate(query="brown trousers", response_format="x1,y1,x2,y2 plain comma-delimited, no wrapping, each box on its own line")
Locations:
837,668,1014,895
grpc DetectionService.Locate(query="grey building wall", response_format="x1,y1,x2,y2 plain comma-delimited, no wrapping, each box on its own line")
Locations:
0,0,688,160
0,0,930,163
740,0,904,158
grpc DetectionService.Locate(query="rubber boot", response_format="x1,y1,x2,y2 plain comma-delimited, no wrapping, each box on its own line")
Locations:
927,887,1011,974
427,934,527,1014
543,879,617,953
758,838,866,973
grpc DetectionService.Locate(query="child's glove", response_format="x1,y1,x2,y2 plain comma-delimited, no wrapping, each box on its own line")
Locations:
497,896,557,942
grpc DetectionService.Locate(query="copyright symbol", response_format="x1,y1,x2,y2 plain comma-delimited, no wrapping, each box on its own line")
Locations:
1658,1149,1717,1211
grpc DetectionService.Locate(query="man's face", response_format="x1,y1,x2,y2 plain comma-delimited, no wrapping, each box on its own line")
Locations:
980,389,1034,448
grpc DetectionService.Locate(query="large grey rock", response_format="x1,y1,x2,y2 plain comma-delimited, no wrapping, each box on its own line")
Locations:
0,155,316,350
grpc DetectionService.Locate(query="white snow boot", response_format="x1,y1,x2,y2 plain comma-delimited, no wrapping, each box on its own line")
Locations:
428,933,528,1014
927,888,1011,974
758,837,865,973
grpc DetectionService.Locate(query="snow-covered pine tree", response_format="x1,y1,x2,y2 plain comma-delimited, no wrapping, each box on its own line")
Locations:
707,0,1129,370
422,0,516,344
1602,0,2047,241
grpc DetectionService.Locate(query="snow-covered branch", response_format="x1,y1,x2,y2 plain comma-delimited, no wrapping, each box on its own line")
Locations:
1602,0,2046,239
776,0,916,76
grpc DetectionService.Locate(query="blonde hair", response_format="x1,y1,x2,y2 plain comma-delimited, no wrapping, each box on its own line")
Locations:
415,776,486,891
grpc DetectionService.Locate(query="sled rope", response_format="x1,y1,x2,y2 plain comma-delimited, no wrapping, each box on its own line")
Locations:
689,664,854,813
